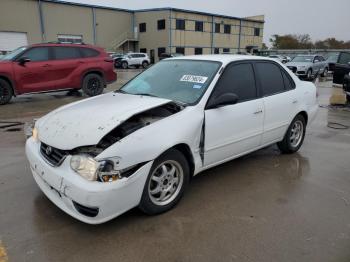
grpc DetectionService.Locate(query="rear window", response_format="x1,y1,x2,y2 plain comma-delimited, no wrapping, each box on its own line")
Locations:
81,48,99,58
53,47,82,60
256,62,285,96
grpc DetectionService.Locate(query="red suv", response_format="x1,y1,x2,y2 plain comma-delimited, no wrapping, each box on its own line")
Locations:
0,43,116,105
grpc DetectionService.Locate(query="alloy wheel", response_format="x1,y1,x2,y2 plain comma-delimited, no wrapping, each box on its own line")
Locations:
290,120,304,148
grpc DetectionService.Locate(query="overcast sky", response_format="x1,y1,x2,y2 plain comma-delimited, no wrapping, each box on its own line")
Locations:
68,0,350,46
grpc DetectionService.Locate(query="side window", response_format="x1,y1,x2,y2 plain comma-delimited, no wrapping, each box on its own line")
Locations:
338,52,350,64
54,47,81,60
20,47,49,62
256,62,285,96
211,63,257,103
81,48,99,58
281,69,295,90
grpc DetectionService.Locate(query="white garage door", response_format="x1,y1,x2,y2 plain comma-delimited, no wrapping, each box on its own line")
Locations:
0,32,28,52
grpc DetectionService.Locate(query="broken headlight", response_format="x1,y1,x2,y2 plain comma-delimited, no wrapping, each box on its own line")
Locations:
70,155,141,182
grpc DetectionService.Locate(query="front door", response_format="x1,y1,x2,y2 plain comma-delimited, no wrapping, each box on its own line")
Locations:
13,46,52,93
204,62,264,167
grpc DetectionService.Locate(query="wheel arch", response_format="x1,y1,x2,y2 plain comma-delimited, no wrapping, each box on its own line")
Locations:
169,143,195,178
297,111,308,125
0,75,16,96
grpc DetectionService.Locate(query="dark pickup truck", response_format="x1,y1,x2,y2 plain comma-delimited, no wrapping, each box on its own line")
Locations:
333,51,350,102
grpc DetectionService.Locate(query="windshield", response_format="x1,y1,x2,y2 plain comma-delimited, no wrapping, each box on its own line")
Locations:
120,59,221,105
1,46,27,61
291,56,313,62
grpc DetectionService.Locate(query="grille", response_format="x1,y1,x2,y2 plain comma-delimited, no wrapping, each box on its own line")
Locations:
287,66,297,73
40,142,68,166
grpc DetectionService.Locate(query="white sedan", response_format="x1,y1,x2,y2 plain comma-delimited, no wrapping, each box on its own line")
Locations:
26,55,318,224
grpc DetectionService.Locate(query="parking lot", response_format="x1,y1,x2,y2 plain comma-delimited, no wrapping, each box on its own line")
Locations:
0,70,349,261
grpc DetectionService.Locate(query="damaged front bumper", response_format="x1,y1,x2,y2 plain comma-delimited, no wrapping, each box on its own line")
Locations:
25,137,153,224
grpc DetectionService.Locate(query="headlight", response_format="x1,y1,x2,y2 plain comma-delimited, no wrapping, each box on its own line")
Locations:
70,155,99,181
70,155,141,182
298,66,306,70
32,127,39,142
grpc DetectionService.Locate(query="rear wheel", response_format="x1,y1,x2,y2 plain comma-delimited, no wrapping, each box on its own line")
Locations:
0,79,13,105
82,73,104,97
139,149,190,215
277,114,306,154
142,61,149,69
121,61,128,69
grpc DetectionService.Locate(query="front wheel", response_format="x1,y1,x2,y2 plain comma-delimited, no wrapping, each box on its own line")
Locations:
321,67,328,77
277,114,306,154
82,73,104,97
139,149,190,215
306,69,312,80
0,79,13,105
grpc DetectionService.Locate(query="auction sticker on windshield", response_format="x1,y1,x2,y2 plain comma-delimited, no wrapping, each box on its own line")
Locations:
180,75,208,84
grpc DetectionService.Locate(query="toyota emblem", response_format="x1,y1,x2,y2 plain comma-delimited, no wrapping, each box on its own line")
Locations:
45,146,53,155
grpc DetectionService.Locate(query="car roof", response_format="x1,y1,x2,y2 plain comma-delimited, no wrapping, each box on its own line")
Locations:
30,43,102,49
167,54,278,65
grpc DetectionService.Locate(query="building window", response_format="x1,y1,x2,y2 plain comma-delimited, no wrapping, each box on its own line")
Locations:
140,48,147,54
215,23,221,33
57,34,82,44
176,19,186,30
214,48,220,54
139,23,146,33
224,24,231,34
157,19,166,30
158,47,166,57
195,21,204,32
194,48,203,55
176,47,185,55
254,28,260,36
223,48,230,53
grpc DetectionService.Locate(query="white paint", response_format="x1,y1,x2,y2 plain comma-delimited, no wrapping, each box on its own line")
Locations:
26,55,318,224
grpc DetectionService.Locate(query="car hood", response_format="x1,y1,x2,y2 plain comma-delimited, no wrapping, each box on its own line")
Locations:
286,62,312,67
37,92,171,150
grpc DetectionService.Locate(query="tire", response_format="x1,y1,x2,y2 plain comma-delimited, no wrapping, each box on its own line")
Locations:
321,67,328,77
142,61,149,69
121,61,128,69
277,114,306,154
306,69,312,80
139,149,190,215
0,78,13,105
82,73,104,97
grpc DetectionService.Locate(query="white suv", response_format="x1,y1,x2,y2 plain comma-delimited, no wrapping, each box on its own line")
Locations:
120,53,150,69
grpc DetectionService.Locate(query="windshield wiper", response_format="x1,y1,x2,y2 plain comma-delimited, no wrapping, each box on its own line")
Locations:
132,93,158,98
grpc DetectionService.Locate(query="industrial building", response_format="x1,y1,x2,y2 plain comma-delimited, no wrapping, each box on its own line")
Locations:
0,0,265,62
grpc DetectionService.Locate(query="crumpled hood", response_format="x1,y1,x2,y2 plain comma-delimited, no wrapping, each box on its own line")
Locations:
286,62,312,68
37,92,171,150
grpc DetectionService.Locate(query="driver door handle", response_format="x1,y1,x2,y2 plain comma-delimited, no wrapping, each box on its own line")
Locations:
42,64,52,68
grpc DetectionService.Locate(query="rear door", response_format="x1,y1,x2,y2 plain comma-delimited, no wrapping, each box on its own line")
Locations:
49,46,83,89
204,62,264,166
333,52,350,84
13,46,52,93
254,61,298,145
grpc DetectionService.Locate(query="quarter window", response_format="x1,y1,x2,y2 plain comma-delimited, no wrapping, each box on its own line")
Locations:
80,48,99,58
53,47,81,60
195,21,204,32
256,62,285,96
176,19,186,30
139,23,146,33
281,69,295,90
20,47,49,62
211,63,257,102
157,19,166,30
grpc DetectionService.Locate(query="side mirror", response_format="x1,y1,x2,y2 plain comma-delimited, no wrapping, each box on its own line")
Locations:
206,93,239,109
18,57,30,65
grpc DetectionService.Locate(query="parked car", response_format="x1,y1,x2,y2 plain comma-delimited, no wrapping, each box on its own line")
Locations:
159,53,184,60
26,55,318,224
0,43,116,105
333,51,350,102
269,55,288,63
118,53,150,69
286,55,328,80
